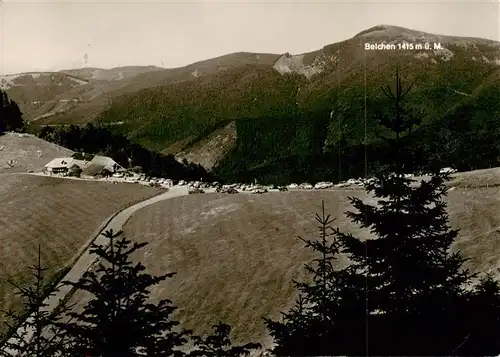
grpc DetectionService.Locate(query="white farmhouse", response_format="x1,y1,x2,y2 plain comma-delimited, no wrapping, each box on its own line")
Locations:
44,154,126,177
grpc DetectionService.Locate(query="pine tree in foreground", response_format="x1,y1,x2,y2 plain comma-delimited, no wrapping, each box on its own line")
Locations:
55,229,191,357
265,69,500,356
337,69,500,355
188,322,261,357
264,201,367,356
0,245,69,357
263,203,336,356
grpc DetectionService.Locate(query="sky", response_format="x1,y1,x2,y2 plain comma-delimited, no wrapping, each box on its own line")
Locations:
0,0,499,74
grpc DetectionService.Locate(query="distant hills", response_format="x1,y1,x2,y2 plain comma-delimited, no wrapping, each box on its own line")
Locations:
2,52,282,124
0,66,165,122
7,25,500,175
59,66,164,81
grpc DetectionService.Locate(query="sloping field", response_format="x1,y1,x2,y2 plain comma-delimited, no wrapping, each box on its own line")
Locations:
449,186,500,274
61,168,500,348
114,182,500,347
66,190,370,348
448,167,500,188
0,173,162,336
0,132,73,173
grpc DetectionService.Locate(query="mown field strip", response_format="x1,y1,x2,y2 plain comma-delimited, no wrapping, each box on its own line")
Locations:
0,174,162,338
116,187,500,345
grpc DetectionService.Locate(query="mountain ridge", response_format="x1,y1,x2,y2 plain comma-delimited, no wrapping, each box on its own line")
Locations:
10,25,500,177
8,24,500,124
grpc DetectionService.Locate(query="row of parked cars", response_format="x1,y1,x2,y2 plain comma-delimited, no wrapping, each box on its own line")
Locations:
126,167,458,194
286,177,372,190
131,176,371,193
186,179,364,194
189,182,268,194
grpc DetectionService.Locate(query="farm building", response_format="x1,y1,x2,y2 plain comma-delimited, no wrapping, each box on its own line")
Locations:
81,163,114,178
88,155,125,174
44,154,125,177
44,157,75,174
81,163,107,177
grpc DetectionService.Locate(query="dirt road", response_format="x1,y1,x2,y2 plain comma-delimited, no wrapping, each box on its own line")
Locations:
2,185,363,355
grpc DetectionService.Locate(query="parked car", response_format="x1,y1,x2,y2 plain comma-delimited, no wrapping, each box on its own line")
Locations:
287,183,299,189
314,182,333,189
440,167,457,174
365,177,377,184
188,187,205,194
216,187,238,194
278,186,288,191
346,178,359,185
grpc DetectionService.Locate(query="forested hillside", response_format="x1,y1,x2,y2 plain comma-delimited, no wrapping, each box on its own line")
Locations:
0,89,24,133
27,25,500,184
95,66,305,151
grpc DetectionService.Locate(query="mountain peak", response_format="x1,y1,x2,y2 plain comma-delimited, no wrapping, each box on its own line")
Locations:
353,24,500,47
353,25,431,39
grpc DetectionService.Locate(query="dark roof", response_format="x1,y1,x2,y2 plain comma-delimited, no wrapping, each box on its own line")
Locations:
81,163,106,176
71,152,95,161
